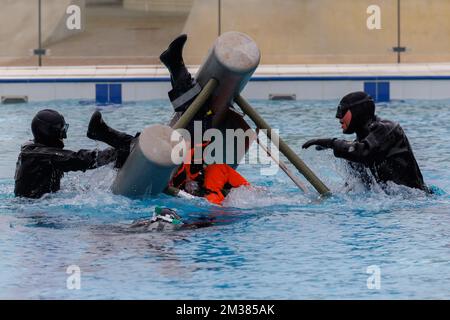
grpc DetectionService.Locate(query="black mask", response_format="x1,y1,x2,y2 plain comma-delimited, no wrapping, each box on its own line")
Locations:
336,91,375,134
31,109,69,148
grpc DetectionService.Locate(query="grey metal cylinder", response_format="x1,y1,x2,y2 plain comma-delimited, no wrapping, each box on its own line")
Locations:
195,31,261,127
111,124,185,198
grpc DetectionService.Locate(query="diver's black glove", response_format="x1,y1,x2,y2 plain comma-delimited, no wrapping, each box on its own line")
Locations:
302,138,336,151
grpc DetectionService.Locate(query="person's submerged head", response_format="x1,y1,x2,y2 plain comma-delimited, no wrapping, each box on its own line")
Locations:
31,109,69,148
336,91,375,134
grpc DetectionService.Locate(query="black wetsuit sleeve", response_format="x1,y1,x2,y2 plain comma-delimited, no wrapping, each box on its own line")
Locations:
332,140,374,164
332,123,394,165
51,148,117,172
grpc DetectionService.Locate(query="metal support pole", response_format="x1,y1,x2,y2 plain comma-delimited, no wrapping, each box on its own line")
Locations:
256,130,309,193
38,0,42,67
397,0,401,63
218,0,222,36
235,95,330,196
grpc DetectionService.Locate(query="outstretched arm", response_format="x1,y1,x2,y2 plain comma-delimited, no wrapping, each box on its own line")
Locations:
303,137,380,165
331,139,377,165
303,122,397,165
50,148,117,172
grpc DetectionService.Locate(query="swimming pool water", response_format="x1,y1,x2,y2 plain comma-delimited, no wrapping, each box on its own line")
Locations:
0,99,449,299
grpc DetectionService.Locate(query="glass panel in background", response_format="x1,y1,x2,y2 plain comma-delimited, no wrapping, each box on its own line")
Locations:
7,0,450,67
401,0,450,63
219,0,398,64
0,0,39,66
41,0,217,66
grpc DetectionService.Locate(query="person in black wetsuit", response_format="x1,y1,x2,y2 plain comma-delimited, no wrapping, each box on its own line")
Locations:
160,34,214,133
14,34,200,199
14,109,135,198
160,34,250,203
15,34,231,200
302,91,428,192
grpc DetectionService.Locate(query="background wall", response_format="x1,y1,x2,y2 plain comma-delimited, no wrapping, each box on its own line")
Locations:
0,0,85,66
183,0,398,64
0,0,449,66
401,0,450,63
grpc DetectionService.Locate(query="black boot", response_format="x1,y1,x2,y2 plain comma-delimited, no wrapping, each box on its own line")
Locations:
87,111,134,150
160,34,188,85
160,34,198,113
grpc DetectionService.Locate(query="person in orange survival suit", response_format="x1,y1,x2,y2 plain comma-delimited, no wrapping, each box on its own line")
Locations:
170,142,250,205
202,163,249,205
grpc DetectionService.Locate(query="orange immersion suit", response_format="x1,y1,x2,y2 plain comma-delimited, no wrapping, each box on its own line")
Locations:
170,143,250,205
203,164,249,205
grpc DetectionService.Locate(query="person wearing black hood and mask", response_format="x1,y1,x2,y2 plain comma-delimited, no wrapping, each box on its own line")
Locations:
302,91,428,192
14,35,207,199
14,109,135,198
14,34,243,200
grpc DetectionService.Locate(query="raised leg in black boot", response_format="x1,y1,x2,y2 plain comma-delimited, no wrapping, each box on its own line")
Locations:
160,34,200,113
87,111,135,150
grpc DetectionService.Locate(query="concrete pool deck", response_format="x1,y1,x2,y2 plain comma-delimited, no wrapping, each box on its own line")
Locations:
1,63,450,102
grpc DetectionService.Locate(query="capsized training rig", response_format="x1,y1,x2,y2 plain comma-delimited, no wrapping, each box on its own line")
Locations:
111,31,330,199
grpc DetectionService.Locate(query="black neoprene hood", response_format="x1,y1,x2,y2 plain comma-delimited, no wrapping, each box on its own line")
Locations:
336,91,376,134
31,109,68,148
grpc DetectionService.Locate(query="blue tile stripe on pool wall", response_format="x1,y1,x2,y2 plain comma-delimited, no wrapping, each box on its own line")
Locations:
1,75,450,84
364,81,390,102
95,84,108,104
95,83,122,104
109,84,122,104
